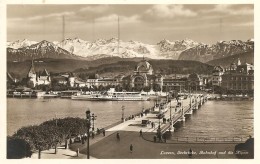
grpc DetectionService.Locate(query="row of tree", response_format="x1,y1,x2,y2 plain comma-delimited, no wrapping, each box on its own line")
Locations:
7,117,88,159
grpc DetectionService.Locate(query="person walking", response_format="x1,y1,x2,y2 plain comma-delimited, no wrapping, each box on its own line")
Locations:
130,144,133,153
139,129,143,137
188,148,192,158
153,135,157,143
92,131,95,139
117,132,120,141
103,129,106,136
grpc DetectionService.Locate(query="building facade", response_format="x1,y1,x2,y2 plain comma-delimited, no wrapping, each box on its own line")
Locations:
27,61,51,87
221,60,254,93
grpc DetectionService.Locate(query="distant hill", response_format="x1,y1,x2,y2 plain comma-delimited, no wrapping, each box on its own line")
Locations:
74,59,214,78
7,57,147,79
206,51,254,67
7,58,214,80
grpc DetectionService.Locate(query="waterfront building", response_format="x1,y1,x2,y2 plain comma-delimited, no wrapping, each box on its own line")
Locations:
221,59,254,93
162,76,187,92
27,61,51,87
211,66,225,86
128,59,163,90
51,75,68,85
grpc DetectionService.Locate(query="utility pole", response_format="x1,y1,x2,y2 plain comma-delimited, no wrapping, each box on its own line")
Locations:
118,16,121,58
86,110,91,159
62,16,65,41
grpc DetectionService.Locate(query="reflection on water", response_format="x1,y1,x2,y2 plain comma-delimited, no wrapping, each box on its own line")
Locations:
7,99,253,138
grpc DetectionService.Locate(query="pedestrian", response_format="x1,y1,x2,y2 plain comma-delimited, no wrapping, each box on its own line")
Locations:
103,129,106,136
130,144,133,153
188,148,192,158
76,148,79,157
139,129,143,137
117,132,120,141
92,131,95,139
153,135,157,142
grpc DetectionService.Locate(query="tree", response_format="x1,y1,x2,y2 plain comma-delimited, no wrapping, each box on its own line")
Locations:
7,136,32,159
153,84,161,92
98,85,105,91
10,117,89,159
143,86,151,92
115,85,123,92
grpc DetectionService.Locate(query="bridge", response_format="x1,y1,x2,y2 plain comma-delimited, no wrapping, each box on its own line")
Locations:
160,94,207,133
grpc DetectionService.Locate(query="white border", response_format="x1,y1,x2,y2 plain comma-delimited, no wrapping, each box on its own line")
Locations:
0,0,258,164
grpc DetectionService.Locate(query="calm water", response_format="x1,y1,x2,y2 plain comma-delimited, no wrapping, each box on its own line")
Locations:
7,98,253,138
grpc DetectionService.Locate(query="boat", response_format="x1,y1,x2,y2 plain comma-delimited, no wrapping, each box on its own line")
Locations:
60,90,80,98
92,88,149,101
71,92,102,100
41,93,59,98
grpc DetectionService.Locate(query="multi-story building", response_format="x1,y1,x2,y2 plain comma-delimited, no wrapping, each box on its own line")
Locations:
211,66,225,86
162,76,187,92
221,59,254,93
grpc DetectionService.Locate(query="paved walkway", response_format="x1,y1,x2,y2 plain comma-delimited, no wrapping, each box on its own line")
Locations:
86,131,239,159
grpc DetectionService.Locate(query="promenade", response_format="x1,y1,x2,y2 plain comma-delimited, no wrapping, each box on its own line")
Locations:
29,95,245,159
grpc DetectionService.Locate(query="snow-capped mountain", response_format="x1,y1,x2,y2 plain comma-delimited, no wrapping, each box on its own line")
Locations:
157,38,202,59
55,37,160,60
6,38,254,62
178,40,254,62
7,39,38,49
54,37,201,60
7,40,80,61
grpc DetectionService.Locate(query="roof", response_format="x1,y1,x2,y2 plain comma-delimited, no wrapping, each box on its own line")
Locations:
41,69,49,76
136,60,152,72
28,60,36,74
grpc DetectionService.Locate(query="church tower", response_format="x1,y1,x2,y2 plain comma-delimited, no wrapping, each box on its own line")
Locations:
27,60,37,87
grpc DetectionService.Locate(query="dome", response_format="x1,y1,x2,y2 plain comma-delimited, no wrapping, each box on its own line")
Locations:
189,73,199,79
136,60,152,72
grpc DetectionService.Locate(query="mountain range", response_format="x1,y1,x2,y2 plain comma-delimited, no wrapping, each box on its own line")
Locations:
7,38,254,63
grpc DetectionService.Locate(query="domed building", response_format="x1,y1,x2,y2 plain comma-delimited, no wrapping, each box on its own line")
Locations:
134,60,153,75
129,59,163,90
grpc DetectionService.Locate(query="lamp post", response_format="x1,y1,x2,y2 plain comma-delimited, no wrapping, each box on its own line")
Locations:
121,105,125,122
169,99,172,131
189,87,192,108
85,109,91,159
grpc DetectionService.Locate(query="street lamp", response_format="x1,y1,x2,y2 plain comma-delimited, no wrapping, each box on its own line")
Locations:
121,105,125,122
85,109,91,159
169,99,172,131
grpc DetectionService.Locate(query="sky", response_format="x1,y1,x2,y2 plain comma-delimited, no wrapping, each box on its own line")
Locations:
7,4,254,44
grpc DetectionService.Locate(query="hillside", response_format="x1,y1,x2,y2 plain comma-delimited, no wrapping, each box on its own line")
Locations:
7,58,214,80
206,51,254,67
74,59,214,78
